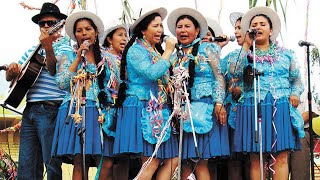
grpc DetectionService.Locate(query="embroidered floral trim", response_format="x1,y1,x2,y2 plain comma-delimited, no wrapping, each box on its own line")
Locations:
137,38,173,138
69,45,107,125
103,47,121,105
247,41,285,64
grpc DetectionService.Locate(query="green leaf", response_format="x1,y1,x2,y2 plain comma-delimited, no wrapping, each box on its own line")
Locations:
266,0,272,6
272,0,277,10
279,0,288,29
253,0,258,8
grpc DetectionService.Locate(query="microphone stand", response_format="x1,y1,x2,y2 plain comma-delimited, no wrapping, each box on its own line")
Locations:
79,57,88,180
306,45,315,180
251,36,264,180
176,46,184,180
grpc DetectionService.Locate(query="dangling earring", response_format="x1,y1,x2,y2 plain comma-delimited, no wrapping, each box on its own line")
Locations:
110,44,114,53
143,34,146,40
94,36,98,44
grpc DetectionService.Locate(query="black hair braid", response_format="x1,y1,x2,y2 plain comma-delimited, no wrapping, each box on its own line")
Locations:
73,18,107,107
93,38,103,89
187,41,200,100
91,37,108,107
116,34,138,106
155,43,164,54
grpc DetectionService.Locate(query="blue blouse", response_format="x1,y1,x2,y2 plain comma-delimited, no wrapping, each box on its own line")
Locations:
171,42,225,103
125,40,171,100
101,49,121,105
237,43,305,137
125,38,172,144
55,47,102,105
239,47,304,100
221,48,245,128
170,41,225,134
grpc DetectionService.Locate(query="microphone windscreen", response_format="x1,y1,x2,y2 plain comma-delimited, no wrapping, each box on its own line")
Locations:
229,36,236,42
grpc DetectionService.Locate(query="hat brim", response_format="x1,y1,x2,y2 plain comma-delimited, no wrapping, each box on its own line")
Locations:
130,7,167,35
101,24,129,44
241,6,280,41
32,12,68,24
229,12,243,27
65,11,104,42
167,7,207,39
206,17,223,37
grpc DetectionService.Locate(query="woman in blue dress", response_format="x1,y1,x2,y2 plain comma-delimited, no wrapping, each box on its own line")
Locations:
222,12,252,180
233,7,304,180
100,21,130,179
51,11,113,180
167,7,229,180
113,6,179,179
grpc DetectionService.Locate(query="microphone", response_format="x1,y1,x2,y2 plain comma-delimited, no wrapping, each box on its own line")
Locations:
0,64,8,71
298,40,314,47
209,36,235,42
162,35,180,50
247,29,257,39
81,40,90,58
162,35,183,59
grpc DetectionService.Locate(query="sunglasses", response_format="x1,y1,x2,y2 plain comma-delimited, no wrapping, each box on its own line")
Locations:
38,20,59,27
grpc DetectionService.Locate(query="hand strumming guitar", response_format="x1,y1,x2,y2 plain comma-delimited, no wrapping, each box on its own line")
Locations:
5,63,21,81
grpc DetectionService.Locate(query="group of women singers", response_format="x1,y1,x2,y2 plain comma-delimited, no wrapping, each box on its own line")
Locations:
50,4,304,180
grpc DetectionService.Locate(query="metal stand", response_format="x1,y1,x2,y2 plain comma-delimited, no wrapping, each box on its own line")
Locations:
305,45,315,180
251,38,264,180
176,46,184,180
78,125,86,180
177,116,183,180
79,59,88,180
174,47,199,180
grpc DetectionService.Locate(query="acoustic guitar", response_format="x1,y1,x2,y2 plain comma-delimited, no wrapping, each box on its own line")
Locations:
5,20,66,108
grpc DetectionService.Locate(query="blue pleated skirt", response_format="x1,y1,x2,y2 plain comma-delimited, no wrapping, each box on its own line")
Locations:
182,97,230,159
113,96,179,159
233,93,301,153
51,100,114,164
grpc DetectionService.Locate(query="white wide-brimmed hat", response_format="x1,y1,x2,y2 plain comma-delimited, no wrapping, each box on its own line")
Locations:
206,17,223,37
101,20,129,43
167,7,208,39
229,12,244,27
65,10,104,41
241,6,280,40
129,6,167,35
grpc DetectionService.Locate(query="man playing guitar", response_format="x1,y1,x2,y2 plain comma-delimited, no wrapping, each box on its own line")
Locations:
5,3,71,179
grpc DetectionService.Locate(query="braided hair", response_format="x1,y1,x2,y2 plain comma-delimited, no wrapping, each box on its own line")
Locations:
73,18,105,105
175,15,201,100
116,13,163,106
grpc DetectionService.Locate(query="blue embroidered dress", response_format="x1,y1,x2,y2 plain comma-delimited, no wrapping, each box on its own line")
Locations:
100,49,122,138
221,48,245,129
233,42,304,153
51,45,114,164
113,38,179,158
171,40,229,159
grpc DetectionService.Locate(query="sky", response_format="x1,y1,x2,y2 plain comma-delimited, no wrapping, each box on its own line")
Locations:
0,0,319,106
